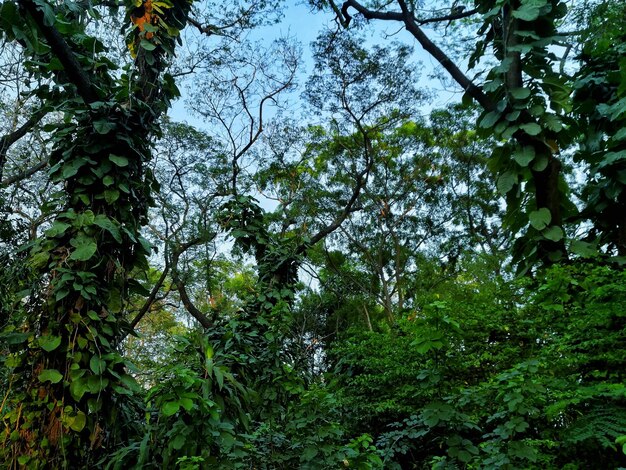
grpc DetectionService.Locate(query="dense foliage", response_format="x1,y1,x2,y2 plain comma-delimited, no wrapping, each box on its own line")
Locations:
1,0,625,468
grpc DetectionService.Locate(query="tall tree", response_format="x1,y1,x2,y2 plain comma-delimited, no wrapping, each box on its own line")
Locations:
0,0,193,465
314,0,578,268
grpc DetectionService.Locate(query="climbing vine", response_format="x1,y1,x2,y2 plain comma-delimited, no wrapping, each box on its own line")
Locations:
0,0,192,466
471,0,573,269
572,1,626,256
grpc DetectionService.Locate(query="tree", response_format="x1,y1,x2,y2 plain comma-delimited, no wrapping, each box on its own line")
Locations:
2,0,626,468
0,0,193,464
572,1,626,255
313,0,584,269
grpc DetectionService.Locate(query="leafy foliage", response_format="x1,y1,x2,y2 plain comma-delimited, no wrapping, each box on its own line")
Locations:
2,0,626,468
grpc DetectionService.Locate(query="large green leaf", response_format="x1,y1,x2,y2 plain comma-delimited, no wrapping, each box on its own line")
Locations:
497,171,517,195
45,221,71,238
70,378,89,401
39,335,62,352
519,123,542,136
529,208,551,230
90,355,106,375
93,120,116,134
543,225,564,241
39,369,63,384
109,154,129,167
162,401,181,416
514,146,535,167
94,215,122,243
512,0,546,21
69,236,97,261
69,411,87,432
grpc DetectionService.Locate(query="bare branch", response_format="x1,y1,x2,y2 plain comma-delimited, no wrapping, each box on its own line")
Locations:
340,0,494,110
170,236,214,329
417,8,479,25
172,276,212,329
128,265,171,332
0,158,49,187
0,107,48,181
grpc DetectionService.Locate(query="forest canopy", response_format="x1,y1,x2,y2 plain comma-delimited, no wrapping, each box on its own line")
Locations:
1,0,625,468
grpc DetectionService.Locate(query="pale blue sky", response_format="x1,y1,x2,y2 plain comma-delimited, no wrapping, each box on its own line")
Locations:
169,2,459,128
169,2,334,127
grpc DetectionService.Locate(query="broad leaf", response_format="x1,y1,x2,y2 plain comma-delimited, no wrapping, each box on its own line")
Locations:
39,369,63,384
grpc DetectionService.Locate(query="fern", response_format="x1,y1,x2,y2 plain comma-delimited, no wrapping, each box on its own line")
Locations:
564,403,626,450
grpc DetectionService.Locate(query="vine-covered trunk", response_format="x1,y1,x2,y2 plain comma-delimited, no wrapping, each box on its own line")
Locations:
0,0,193,466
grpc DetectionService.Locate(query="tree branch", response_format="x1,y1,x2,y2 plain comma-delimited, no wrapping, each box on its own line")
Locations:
299,137,373,254
0,158,49,187
341,0,494,110
0,107,47,181
170,237,214,329
172,275,212,329
341,0,403,22
417,8,479,25
127,265,170,332
18,0,98,104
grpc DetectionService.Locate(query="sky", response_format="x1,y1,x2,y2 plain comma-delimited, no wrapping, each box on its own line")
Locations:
169,2,334,127
169,2,461,128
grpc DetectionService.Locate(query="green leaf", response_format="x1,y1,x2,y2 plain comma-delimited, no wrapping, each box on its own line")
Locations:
39,369,63,384
69,237,97,261
179,397,194,411
93,120,115,134
88,375,108,393
529,208,551,230
32,0,56,26
510,87,531,100
90,355,106,375
301,446,318,461
598,150,626,169
104,189,120,204
140,39,157,51
512,0,544,21
532,154,549,171
87,310,100,321
214,366,224,390
162,401,180,416
75,210,95,228
519,123,542,135
89,356,107,375
119,373,141,392
543,225,564,242
513,146,535,167
137,236,153,255
171,433,186,450
0,2,20,32
93,215,122,243
542,114,563,132
497,171,517,195
55,289,70,301
45,222,70,238
70,378,89,401
69,411,87,432
30,251,50,269
502,124,519,140
39,335,62,352
109,155,129,167
570,240,597,258
480,110,501,128
509,441,537,462
102,175,114,186
62,158,88,178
